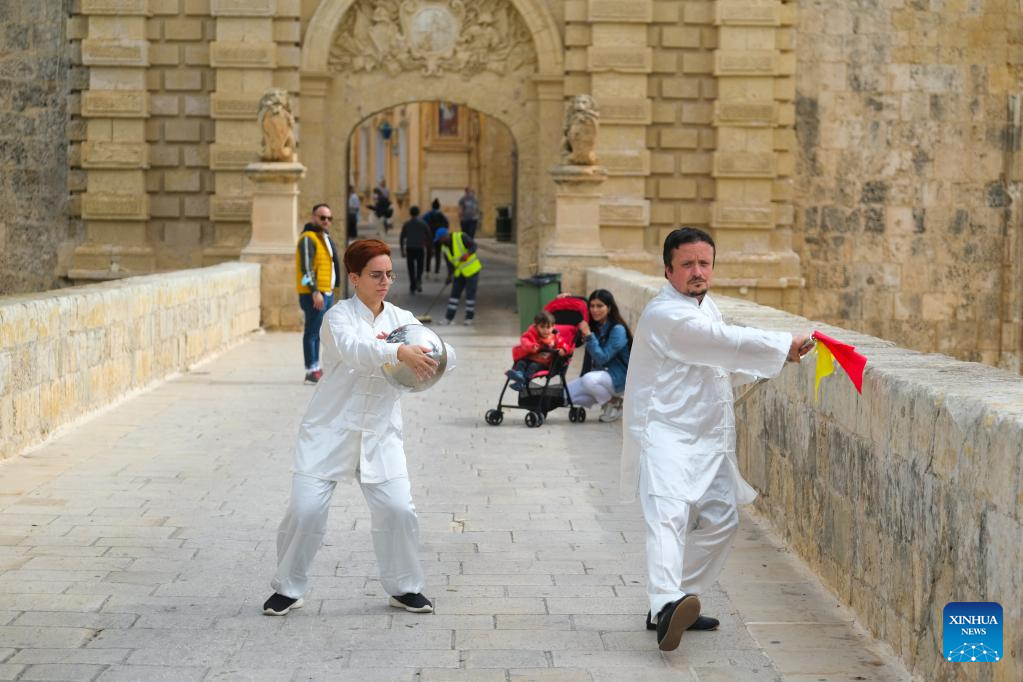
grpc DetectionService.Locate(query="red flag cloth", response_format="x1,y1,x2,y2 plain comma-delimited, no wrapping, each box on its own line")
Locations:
812,331,867,393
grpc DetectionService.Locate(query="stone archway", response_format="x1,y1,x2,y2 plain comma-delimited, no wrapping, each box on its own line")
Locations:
299,0,565,275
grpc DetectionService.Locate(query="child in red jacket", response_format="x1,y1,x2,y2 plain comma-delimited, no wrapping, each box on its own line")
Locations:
505,311,572,391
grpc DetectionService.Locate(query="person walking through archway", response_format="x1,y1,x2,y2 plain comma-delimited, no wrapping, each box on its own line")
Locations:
457,187,480,238
400,205,430,294
422,198,449,278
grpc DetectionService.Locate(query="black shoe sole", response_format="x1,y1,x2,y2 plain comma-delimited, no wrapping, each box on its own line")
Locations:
658,596,701,651
388,596,433,613
262,597,303,616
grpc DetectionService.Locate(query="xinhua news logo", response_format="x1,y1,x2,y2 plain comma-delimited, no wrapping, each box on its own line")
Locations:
943,602,1002,663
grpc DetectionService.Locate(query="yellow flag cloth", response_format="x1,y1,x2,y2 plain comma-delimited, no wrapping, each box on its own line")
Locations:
815,344,834,402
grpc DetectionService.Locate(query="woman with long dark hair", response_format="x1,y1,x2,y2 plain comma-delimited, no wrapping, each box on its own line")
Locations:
567,289,632,422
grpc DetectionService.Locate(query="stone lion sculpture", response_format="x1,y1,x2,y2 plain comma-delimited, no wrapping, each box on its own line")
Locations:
561,94,600,166
258,88,296,162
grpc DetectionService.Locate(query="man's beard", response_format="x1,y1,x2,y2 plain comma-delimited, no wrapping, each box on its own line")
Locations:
686,280,708,296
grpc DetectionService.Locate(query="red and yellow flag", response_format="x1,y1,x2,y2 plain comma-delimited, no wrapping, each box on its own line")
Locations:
814,342,834,401
812,330,867,400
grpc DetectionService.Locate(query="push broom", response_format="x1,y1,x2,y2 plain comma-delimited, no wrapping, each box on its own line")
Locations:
416,278,451,324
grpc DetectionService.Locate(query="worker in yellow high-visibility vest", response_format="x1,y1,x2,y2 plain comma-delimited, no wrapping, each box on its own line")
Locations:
437,223,483,326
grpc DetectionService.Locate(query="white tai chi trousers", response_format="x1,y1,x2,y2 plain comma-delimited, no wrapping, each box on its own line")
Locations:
567,370,616,407
640,461,739,618
271,472,425,599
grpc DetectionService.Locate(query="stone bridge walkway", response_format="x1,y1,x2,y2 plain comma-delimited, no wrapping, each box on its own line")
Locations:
0,244,912,681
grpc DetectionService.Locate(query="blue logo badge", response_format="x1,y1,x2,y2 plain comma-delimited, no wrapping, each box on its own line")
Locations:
943,602,1002,662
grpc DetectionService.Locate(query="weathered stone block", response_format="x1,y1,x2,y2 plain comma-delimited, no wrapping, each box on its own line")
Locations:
715,1,780,27
210,93,261,120
164,69,203,91
588,0,653,23
81,0,149,15
81,39,149,67
601,150,651,176
712,202,774,229
599,98,653,125
587,47,653,73
273,19,301,44
164,18,205,41
211,0,276,16
210,41,277,68
599,199,649,226
660,128,699,149
210,144,257,170
714,50,777,76
715,101,776,126
659,178,697,199
682,1,715,25
81,141,148,169
164,120,202,142
713,152,776,178
81,193,149,220
150,94,180,116
661,27,701,49
164,170,201,193
211,195,252,221
81,91,149,118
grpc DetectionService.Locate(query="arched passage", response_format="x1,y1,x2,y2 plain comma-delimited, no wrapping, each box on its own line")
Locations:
347,102,518,240
299,0,565,274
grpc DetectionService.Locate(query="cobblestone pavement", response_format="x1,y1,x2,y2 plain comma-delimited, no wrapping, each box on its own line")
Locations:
0,240,912,681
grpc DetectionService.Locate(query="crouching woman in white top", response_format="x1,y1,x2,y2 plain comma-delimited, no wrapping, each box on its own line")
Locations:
264,238,455,616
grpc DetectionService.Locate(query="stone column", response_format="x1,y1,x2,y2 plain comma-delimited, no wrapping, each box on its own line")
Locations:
69,0,154,280
205,0,282,265
541,165,610,294
710,0,802,310
241,161,305,329
584,0,654,269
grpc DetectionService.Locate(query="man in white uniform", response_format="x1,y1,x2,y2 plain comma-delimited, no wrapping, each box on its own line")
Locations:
264,239,454,617
622,227,810,651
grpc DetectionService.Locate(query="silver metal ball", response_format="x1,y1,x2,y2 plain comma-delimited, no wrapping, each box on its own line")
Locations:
381,324,448,392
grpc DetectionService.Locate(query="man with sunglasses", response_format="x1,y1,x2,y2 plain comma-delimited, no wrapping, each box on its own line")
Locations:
295,203,343,383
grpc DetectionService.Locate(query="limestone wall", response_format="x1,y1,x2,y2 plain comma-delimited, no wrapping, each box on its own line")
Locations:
0,0,77,294
587,265,1023,682
0,263,261,460
794,0,1023,371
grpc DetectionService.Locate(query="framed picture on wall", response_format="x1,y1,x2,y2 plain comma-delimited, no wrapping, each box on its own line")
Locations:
438,102,459,137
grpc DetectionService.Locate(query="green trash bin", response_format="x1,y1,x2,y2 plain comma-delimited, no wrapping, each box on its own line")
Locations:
515,273,561,332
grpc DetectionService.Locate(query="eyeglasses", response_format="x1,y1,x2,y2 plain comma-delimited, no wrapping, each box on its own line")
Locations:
316,214,333,221
366,271,396,282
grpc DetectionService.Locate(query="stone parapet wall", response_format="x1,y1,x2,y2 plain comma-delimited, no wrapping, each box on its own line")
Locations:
587,265,1023,682
0,262,261,460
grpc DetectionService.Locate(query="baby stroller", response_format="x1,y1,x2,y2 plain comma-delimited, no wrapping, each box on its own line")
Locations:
484,296,590,428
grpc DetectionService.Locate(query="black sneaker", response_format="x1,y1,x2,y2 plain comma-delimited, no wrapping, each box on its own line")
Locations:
262,592,303,616
655,594,701,651
388,592,433,613
647,610,718,632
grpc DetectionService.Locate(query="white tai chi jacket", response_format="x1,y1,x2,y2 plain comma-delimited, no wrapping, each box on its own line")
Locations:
293,295,455,484
620,285,791,503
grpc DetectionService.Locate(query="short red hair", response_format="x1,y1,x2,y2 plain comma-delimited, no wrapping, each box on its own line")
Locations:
343,239,391,274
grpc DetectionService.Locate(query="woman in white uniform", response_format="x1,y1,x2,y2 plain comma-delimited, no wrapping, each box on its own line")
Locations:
263,238,450,616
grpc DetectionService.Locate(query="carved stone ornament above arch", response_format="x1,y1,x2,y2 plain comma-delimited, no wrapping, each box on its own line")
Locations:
301,0,564,76
328,0,535,78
